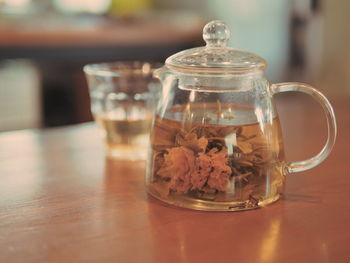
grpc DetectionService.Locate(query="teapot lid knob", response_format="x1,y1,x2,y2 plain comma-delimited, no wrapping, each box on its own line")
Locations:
165,20,267,73
203,20,230,47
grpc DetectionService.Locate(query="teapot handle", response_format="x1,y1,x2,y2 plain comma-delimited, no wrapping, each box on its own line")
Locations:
271,82,337,174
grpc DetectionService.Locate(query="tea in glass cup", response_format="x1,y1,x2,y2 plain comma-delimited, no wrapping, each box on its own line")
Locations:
84,61,161,160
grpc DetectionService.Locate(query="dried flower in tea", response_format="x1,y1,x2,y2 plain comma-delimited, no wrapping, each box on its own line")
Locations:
148,105,285,206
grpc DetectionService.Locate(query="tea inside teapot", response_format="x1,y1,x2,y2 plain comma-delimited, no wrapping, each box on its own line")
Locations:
147,102,285,211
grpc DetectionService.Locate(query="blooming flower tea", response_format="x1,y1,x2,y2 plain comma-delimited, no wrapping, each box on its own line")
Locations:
146,103,285,211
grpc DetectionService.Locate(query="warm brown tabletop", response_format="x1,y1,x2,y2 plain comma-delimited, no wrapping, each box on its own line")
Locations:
1,93,349,263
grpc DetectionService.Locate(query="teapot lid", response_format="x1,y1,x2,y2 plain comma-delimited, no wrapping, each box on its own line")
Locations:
165,20,267,73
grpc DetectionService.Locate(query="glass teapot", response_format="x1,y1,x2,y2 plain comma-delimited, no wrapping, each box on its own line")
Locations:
146,20,336,211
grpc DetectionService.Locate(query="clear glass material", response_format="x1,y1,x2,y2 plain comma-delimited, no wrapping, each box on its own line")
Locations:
145,21,337,211
271,83,337,174
146,72,286,211
166,20,267,73
84,61,161,160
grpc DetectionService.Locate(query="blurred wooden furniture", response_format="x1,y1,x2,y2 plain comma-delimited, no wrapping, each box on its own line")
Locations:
0,94,349,263
0,14,203,127
0,14,203,60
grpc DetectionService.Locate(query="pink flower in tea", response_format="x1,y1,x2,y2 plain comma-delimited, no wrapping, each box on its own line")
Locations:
206,148,232,192
191,148,232,192
191,152,211,190
157,136,232,193
157,146,195,193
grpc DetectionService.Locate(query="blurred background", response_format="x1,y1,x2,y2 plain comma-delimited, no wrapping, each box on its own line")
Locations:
0,0,349,131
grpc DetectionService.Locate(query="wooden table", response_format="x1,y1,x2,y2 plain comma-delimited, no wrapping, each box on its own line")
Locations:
1,94,349,263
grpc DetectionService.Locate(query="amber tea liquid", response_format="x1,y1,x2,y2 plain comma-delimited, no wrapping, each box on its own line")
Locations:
95,106,152,160
147,104,285,211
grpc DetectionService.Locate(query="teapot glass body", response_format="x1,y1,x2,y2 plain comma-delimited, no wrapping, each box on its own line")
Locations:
146,69,287,211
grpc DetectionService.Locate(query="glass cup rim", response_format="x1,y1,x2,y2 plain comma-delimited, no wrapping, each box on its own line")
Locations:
83,61,163,77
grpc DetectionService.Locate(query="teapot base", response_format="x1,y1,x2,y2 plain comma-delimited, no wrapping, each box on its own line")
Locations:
147,188,281,212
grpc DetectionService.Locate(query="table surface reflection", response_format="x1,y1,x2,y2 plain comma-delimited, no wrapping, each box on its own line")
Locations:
0,94,349,263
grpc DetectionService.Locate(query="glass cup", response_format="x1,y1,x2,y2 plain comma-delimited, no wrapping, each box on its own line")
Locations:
84,61,161,160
